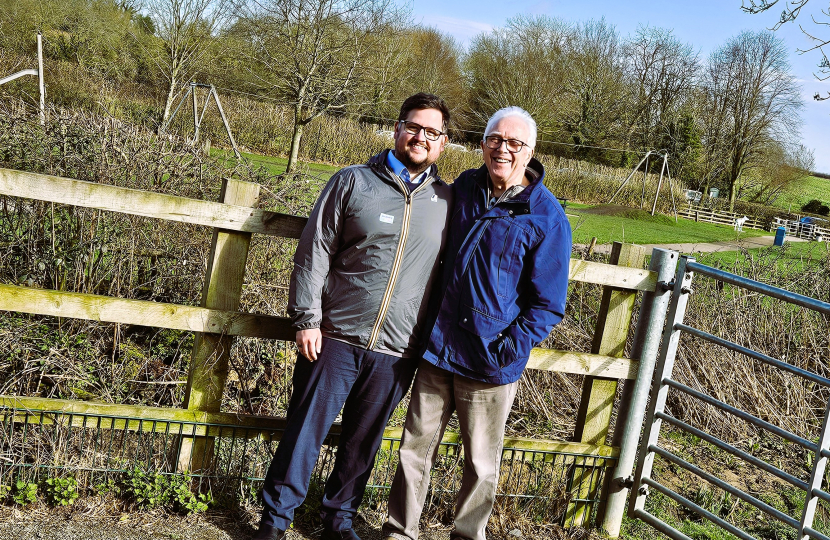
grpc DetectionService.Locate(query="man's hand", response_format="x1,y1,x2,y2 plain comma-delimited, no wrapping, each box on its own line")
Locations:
296,328,322,361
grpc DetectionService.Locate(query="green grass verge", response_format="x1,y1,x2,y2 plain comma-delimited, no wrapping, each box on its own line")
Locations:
568,207,770,245
695,238,830,273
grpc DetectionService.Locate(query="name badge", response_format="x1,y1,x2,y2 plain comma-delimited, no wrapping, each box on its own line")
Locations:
379,213,395,224
431,194,438,202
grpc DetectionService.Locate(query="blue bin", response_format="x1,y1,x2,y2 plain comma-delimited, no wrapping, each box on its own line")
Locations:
774,226,786,247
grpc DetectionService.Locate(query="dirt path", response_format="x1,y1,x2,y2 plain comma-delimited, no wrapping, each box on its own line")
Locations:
0,515,453,540
0,507,457,540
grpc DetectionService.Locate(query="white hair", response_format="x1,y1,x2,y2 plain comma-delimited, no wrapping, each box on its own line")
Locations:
483,107,537,149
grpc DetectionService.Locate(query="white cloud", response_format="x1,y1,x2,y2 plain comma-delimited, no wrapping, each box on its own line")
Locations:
418,15,494,44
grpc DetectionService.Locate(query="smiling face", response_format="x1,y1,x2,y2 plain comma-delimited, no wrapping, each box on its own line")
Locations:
481,116,534,189
393,108,447,176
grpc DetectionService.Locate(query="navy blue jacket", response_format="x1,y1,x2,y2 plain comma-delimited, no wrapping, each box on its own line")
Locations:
422,158,571,384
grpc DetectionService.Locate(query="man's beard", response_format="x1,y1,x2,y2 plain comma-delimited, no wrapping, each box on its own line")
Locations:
395,143,431,176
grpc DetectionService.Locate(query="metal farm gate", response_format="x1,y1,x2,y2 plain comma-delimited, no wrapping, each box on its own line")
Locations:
630,256,830,540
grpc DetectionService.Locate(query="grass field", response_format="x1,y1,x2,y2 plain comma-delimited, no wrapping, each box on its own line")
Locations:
773,175,830,212
695,236,829,270
567,205,770,245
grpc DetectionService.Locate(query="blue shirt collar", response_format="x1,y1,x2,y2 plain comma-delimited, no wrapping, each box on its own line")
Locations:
387,151,429,185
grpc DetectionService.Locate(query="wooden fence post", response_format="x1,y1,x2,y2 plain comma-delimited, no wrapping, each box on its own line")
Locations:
566,242,647,526
178,178,260,473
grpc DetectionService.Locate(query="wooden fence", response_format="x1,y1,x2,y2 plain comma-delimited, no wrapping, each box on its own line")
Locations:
0,167,659,527
677,205,765,230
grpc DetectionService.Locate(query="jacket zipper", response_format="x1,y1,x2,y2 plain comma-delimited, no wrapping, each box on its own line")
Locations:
366,174,431,350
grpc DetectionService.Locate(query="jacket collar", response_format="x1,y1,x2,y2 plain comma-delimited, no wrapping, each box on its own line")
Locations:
473,157,546,209
367,149,444,186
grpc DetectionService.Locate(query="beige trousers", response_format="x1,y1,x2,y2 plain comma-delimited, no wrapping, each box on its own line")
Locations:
383,360,519,540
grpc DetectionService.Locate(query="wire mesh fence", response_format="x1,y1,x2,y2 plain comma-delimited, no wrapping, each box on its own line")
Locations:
0,405,612,527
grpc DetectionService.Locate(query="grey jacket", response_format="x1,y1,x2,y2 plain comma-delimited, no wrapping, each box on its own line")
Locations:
288,150,453,357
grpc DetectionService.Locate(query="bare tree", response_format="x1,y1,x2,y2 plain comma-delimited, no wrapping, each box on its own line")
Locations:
398,28,466,120
559,18,627,162
236,0,408,173
622,26,699,154
465,15,573,136
144,0,230,124
742,0,830,100
702,30,803,210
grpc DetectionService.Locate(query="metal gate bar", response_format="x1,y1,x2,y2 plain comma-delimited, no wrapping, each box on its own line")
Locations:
656,412,807,489
675,323,830,386
663,379,817,448
629,255,830,540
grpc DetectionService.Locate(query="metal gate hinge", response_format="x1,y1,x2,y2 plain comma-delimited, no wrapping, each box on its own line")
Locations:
658,279,675,291
617,476,634,489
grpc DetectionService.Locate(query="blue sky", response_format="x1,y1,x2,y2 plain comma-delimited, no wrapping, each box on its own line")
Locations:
412,0,830,173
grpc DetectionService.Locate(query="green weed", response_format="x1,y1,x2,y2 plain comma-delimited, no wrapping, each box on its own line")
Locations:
168,475,212,515
42,476,80,506
123,467,170,510
121,468,211,514
12,480,37,506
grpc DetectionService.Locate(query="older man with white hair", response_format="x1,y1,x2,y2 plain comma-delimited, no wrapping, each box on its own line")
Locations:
382,107,572,540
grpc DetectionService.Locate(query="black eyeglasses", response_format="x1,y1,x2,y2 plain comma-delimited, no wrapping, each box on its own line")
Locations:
483,135,528,153
399,121,445,141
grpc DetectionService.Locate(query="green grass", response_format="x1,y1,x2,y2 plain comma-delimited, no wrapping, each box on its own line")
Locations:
695,238,830,271
773,175,830,212
210,148,340,178
568,206,770,245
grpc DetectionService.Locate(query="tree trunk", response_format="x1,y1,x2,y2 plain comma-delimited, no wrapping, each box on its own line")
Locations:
286,115,305,174
162,71,178,125
728,176,738,212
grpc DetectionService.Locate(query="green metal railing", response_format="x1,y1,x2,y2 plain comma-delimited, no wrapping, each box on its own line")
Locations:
0,406,612,526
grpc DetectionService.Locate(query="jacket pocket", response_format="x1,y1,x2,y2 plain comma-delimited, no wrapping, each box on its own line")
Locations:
457,305,509,339
456,305,512,373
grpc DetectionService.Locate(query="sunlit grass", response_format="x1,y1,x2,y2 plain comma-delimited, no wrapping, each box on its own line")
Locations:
567,206,770,245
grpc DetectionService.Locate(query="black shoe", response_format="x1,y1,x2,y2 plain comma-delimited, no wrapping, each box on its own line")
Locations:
252,524,286,540
321,528,361,540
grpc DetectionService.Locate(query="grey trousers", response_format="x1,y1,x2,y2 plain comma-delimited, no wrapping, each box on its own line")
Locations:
383,360,519,540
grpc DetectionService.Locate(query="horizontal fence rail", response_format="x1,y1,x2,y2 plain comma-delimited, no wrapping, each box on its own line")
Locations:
677,205,764,230
0,168,307,238
0,397,619,458
630,256,830,540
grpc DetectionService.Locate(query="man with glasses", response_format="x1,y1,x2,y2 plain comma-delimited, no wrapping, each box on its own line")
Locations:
255,93,453,540
383,106,571,540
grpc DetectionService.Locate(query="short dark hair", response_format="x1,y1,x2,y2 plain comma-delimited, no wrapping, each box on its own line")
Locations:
398,93,450,130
